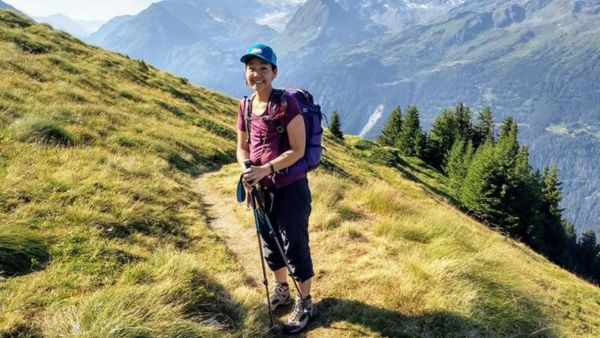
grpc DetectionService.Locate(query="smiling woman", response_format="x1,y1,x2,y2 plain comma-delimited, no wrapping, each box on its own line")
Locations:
236,43,316,334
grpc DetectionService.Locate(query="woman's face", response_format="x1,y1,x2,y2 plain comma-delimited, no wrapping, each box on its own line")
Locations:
245,57,277,92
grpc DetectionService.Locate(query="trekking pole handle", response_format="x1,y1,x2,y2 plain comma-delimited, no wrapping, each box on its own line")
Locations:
243,160,257,208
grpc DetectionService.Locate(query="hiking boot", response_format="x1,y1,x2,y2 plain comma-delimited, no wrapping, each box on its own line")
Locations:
282,296,315,334
267,282,292,310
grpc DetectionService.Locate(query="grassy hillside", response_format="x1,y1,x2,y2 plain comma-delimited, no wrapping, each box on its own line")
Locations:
1,10,600,337
0,10,266,336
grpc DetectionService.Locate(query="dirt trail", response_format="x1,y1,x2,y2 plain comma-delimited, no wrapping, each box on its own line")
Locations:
194,172,304,336
194,173,264,285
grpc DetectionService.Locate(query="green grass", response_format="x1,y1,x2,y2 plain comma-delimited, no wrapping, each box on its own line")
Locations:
0,226,49,276
0,11,264,336
207,132,600,337
11,116,75,146
1,9,600,338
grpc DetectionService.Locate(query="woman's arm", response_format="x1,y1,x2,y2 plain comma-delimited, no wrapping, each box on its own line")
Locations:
269,114,305,172
237,129,250,170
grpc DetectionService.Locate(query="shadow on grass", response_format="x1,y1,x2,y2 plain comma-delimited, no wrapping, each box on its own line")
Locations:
274,297,558,338
393,159,457,204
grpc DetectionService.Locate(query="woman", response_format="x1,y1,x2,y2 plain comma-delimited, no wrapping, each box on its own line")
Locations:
236,43,314,333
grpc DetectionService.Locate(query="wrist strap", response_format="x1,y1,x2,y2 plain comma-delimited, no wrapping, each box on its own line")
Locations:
268,162,275,174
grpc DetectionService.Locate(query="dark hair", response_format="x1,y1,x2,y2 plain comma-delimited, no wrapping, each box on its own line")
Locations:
245,56,277,71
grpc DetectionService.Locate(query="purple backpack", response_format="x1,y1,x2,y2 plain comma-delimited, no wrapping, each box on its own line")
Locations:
243,88,324,175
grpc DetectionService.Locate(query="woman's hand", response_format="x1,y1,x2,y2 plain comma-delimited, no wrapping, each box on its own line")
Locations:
242,165,271,188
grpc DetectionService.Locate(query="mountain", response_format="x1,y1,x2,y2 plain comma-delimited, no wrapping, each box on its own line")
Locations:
3,11,600,336
335,0,466,30
277,0,600,233
89,0,277,95
87,0,599,232
277,0,385,52
87,15,134,46
34,13,89,38
75,18,104,35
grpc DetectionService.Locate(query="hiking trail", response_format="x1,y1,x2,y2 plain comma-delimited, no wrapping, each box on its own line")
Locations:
195,170,310,336
195,172,263,287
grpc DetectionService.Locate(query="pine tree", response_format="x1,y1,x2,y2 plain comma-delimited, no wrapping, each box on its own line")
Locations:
499,116,517,139
474,107,494,147
562,220,577,267
511,145,542,243
488,120,520,235
454,103,474,141
578,230,598,276
460,141,498,221
591,252,600,283
445,137,474,194
378,106,402,147
461,119,522,236
538,165,570,263
329,111,344,140
542,165,564,219
426,108,456,168
397,105,423,157
414,130,427,160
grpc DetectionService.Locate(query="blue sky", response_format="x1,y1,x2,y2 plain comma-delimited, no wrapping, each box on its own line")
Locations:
4,0,162,21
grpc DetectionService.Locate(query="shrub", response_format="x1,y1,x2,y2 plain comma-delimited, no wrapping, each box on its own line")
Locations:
164,85,196,104
47,56,79,74
119,90,141,102
353,139,377,150
0,11,34,28
0,226,50,276
111,133,139,148
155,100,184,117
5,60,47,82
192,117,236,141
13,117,75,146
137,59,149,72
2,33,52,54
371,146,401,167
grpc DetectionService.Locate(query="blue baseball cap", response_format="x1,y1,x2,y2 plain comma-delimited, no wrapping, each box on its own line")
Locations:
240,43,277,67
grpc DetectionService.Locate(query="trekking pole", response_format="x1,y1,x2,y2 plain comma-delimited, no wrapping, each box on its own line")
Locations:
253,201,306,303
244,160,275,328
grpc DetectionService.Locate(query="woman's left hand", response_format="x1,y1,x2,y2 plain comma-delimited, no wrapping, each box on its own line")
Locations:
242,165,270,186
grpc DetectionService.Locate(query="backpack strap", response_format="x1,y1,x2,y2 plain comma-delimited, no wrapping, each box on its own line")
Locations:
243,95,253,144
265,89,286,134
243,89,286,145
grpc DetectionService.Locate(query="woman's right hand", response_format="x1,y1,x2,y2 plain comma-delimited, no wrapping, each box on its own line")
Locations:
242,165,271,189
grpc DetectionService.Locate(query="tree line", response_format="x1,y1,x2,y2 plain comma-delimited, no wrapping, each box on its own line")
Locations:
330,104,600,284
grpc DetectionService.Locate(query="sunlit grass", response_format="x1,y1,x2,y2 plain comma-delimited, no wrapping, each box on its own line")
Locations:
0,11,265,337
2,9,600,338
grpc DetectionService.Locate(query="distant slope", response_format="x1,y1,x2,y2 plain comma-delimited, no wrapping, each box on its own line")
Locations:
88,0,277,96
1,9,600,338
0,0,21,14
34,13,90,38
84,0,600,232
277,0,600,232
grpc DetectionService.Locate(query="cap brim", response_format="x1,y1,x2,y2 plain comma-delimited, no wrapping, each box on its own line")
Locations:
240,53,271,64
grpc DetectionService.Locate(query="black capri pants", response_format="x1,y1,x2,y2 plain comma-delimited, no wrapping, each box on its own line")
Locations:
258,177,314,283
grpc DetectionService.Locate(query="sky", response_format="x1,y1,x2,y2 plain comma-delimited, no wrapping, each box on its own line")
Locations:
3,0,162,21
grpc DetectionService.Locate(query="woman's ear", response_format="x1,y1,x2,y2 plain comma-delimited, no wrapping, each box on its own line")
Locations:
273,67,278,80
